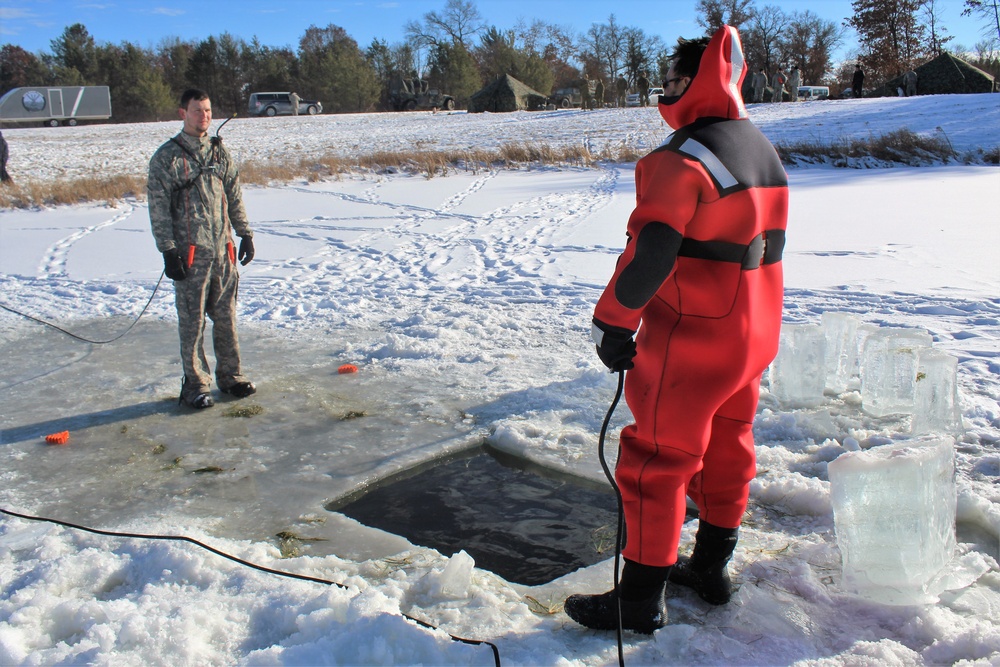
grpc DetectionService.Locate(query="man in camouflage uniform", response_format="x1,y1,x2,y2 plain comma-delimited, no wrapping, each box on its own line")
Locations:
148,88,257,410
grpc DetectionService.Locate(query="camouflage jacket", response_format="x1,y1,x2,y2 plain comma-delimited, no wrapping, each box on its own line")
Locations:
147,131,252,256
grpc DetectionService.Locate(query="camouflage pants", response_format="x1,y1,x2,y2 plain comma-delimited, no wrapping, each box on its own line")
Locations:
173,247,247,401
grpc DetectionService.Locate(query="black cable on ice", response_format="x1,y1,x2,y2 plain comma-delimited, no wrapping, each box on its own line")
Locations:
0,271,166,345
0,506,501,666
597,369,627,667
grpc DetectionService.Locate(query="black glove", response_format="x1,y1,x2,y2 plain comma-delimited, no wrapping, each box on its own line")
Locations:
163,248,187,281
238,236,254,265
593,319,636,372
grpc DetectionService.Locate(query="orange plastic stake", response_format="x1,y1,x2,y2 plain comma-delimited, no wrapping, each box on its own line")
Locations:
187,245,196,267
337,364,358,374
45,431,70,445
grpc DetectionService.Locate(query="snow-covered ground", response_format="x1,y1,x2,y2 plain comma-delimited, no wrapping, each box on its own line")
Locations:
1,96,999,666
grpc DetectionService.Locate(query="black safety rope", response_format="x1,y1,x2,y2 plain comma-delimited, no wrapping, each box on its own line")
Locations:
597,369,627,667
0,506,501,666
0,271,166,344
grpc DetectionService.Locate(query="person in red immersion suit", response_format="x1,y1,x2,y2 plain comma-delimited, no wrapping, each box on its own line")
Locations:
564,25,788,634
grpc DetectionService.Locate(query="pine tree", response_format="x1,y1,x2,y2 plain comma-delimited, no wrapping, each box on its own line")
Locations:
848,0,926,84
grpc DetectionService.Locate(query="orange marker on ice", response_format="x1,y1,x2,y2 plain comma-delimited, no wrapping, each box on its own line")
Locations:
338,364,358,374
45,431,70,445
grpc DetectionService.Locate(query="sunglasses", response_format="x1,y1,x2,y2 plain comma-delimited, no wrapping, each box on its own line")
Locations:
663,76,687,87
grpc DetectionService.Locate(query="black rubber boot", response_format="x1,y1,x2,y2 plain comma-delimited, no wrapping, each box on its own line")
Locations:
668,521,739,605
564,561,670,634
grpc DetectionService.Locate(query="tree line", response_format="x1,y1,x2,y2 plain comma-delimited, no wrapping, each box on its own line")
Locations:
0,0,996,123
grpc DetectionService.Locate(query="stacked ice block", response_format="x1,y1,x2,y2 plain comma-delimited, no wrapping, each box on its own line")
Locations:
769,323,826,407
828,437,957,605
768,315,962,435
859,327,933,417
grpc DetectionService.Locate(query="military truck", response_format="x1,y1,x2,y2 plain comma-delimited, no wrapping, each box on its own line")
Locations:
551,81,598,108
389,78,456,111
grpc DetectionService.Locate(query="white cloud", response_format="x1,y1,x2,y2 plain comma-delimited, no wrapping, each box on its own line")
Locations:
0,7,36,19
148,6,184,16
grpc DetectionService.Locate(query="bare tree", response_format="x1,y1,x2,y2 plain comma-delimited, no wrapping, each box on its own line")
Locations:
963,0,1000,44
921,0,953,56
581,14,626,82
782,11,845,85
695,0,756,35
405,0,487,49
742,5,789,75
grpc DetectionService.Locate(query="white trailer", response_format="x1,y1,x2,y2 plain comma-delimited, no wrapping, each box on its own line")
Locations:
0,86,112,126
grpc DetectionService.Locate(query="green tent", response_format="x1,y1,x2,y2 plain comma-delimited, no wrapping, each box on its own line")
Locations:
469,74,549,113
878,53,997,97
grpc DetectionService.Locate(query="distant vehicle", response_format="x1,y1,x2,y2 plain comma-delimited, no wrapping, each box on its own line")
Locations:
625,87,663,107
552,87,583,108
798,86,831,101
389,78,455,111
248,92,322,117
551,81,600,108
0,86,111,127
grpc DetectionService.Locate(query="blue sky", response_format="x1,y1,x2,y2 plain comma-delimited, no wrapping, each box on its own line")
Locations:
0,0,987,64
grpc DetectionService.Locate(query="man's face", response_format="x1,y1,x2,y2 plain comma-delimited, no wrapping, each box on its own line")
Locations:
663,64,691,98
179,97,212,136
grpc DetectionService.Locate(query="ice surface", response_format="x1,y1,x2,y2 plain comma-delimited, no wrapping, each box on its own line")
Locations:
828,437,957,605
821,312,861,395
859,327,933,417
769,323,826,407
912,348,963,435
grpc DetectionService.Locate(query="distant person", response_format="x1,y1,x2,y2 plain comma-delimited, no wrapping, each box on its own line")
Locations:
595,79,605,108
289,91,301,116
637,72,650,107
771,68,786,102
564,25,788,634
787,67,801,102
750,68,767,103
853,64,865,98
616,76,628,107
904,70,918,97
580,78,593,110
0,131,11,184
147,88,257,410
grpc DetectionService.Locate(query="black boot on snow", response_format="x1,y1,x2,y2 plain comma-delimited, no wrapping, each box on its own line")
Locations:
564,561,670,634
668,521,739,605
221,381,256,398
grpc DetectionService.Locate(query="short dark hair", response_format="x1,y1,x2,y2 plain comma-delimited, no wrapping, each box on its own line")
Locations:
669,37,711,80
180,88,210,109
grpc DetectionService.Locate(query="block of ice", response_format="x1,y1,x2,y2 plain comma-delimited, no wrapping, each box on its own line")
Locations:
828,437,956,605
860,327,933,417
822,312,861,394
437,550,475,599
912,348,963,435
770,323,826,407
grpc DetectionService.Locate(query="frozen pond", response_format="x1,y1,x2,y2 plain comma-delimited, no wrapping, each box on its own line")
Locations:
0,319,491,562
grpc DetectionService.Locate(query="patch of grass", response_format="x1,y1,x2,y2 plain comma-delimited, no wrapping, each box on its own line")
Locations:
224,404,264,418
776,128,958,167
525,595,564,615
4,130,989,210
0,174,145,209
339,410,367,421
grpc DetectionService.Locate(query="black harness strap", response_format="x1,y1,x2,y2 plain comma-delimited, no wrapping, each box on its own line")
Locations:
677,229,785,270
169,136,222,191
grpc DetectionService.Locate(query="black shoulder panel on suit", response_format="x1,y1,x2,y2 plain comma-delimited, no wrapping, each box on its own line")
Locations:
659,118,787,195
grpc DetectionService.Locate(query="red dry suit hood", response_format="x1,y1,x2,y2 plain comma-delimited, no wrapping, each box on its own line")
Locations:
659,25,748,130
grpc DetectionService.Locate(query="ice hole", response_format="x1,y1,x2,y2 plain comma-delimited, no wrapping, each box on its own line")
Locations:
327,445,623,586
